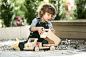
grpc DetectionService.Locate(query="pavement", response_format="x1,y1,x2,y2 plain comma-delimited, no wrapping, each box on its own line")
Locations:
0,49,86,57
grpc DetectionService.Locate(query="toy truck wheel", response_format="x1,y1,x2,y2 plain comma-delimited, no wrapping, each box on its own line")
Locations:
34,46,39,51
55,47,58,50
50,46,55,50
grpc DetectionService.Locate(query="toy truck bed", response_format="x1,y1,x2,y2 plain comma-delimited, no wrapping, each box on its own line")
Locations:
40,29,61,46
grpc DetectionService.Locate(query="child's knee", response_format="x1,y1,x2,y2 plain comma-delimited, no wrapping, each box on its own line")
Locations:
18,40,28,51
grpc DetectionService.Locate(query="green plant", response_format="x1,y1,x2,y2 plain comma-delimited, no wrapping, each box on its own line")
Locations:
13,0,26,17
24,0,40,25
75,0,86,19
1,0,14,27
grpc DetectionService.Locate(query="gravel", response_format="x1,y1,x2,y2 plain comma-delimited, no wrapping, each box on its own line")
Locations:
0,39,86,51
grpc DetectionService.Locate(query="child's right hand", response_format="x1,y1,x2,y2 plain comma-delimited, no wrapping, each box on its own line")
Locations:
51,29,55,33
37,27,44,35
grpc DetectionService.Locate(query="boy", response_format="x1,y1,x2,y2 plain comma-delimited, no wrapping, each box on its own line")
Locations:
19,4,56,51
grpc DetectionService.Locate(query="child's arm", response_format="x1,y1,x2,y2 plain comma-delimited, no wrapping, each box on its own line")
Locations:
29,18,44,35
48,21,55,33
30,27,44,35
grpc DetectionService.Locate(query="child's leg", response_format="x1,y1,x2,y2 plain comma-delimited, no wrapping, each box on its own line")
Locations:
18,40,28,51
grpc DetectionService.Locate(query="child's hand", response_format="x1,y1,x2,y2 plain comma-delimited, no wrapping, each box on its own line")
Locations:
51,29,55,33
38,27,44,35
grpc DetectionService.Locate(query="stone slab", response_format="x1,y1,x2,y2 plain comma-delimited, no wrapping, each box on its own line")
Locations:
0,26,30,40
51,20,86,39
20,26,30,39
0,27,20,39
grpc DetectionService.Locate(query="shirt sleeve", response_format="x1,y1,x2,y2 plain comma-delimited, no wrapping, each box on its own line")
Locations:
29,18,38,31
48,21,53,29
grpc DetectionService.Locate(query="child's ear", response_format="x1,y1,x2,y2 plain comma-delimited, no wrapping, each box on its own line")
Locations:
41,10,43,14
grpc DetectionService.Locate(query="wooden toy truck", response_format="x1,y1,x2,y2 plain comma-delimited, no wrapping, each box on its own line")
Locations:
24,38,39,51
24,29,61,51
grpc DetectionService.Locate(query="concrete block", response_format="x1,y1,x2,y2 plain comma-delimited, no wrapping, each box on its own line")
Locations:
4,27,20,39
0,26,30,40
51,20,86,39
20,26,30,39
0,28,5,39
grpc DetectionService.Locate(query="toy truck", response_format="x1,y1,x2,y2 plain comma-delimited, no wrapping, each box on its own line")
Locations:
24,38,39,51
24,38,50,51
24,29,61,51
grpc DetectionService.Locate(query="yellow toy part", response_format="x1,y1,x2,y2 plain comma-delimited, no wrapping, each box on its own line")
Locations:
13,44,20,51
16,38,20,45
13,38,20,51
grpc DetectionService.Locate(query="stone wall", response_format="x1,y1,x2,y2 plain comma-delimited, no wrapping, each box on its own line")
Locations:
0,26,30,40
51,20,86,39
0,20,86,40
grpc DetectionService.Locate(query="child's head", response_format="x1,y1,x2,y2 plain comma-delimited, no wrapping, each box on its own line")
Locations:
38,4,56,20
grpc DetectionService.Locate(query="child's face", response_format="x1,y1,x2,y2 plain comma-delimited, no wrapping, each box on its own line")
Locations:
42,12,53,22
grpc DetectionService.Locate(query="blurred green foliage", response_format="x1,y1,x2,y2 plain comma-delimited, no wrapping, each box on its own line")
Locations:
11,0,27,26
1,0,14,27
13,0,27,17
0,0,86,27
75,0,86,19
0,0,1,19
24,0,41,25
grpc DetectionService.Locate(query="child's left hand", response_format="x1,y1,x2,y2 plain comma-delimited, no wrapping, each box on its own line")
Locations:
51,29,55,33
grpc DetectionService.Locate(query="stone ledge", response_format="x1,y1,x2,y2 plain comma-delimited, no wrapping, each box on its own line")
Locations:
51,20,86,25
0,26,30,40
0,20,86,40
51,20,86,39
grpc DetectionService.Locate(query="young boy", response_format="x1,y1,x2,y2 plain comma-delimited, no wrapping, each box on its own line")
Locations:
19,4,56,51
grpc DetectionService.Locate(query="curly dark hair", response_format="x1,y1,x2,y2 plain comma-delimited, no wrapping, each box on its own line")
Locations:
38,4,56,19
